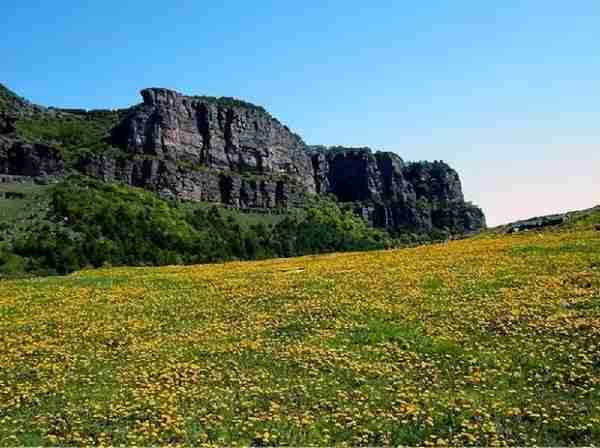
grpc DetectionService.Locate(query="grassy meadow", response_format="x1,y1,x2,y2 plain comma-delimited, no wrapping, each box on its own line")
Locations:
1,219,599,446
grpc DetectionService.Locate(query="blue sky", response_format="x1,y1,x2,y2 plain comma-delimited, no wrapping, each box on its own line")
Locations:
2,0,599,225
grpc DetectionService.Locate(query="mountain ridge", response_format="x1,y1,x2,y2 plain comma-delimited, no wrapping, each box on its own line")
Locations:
0,83,485,235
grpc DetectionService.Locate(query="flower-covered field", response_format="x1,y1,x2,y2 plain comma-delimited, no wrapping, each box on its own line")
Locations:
1,223,600,446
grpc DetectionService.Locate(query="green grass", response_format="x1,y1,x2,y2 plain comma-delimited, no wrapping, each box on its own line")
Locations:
13,110,124,162
1,195,600,446
568,295,600,313
329,316,464,359
0,182,53,276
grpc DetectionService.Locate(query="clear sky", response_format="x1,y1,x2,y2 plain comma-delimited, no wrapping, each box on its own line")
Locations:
2,1,598,226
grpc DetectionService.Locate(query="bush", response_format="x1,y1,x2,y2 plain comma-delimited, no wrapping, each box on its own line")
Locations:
0,243,27,276
270,196,389,255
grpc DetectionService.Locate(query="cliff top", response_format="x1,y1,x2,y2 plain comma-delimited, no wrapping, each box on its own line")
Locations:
140,87,269,114
306,146,408,165
306,145,374,155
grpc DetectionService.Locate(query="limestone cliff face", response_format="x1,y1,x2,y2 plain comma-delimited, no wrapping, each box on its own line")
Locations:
77,152,304,209
101,88,314,207
309,146,485,233
0,85,486,234
0,136,64,177
0,113,64,177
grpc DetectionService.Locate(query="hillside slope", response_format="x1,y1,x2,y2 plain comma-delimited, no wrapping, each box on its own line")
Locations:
0,176,390,277
0,214,598,445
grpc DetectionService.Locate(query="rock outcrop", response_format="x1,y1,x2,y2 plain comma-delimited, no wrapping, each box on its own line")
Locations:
77,153,305,209
502,205,600,233
309,146,485,233
100,88,314,208
0,136,64,177
0,113,64,177
0,84,486,234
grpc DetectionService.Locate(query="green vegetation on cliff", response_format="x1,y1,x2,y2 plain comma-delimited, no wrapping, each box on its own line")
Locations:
192,95,269,114
14,110,123,160
0,83,31,114
1,83,124,163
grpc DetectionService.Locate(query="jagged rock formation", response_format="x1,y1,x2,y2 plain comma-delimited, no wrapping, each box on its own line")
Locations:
114,88,314,183
76,88,314,208
0,113,64,177
308,146,485,233
0,84,486,234
0,137,64,178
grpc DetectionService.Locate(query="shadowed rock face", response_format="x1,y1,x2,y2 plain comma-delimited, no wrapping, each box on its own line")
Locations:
0,136,64,177
0,86,486,234
0,112,64,177
309,147,485,233
318,148,382,202
78,88,313,209
109,88,315,188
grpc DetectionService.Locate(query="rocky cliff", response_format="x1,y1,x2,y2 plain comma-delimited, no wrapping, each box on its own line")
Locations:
77,88,314,208
0,83,46,117
0,84,485,234
0,113,64,177
309,146,485,233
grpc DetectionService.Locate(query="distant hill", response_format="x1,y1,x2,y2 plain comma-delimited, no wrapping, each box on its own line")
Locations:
491,205,600,233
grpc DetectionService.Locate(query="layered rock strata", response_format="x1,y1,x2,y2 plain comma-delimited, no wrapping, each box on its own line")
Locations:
0,87,486,233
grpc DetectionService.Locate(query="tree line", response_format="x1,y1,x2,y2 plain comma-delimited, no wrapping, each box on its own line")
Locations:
1,176,396,277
